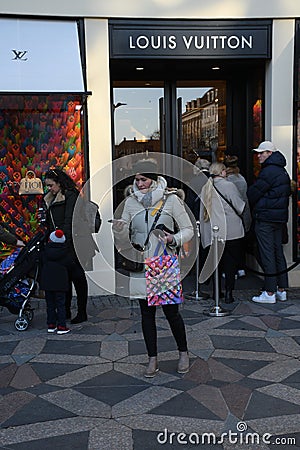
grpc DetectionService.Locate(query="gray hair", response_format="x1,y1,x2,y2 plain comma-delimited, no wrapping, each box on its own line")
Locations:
195,158,211,170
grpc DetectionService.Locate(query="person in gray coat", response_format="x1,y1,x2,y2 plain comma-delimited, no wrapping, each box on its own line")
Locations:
113,158,194,378
200,162,245,303
224,154,252,278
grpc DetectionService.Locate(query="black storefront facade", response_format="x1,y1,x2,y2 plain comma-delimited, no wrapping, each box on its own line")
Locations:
108,18,300,290
109,20,271,180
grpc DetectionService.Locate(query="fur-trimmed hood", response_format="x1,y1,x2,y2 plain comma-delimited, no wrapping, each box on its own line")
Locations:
43,190,66,209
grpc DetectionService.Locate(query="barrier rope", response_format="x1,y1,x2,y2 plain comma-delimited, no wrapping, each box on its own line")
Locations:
245,260,300,277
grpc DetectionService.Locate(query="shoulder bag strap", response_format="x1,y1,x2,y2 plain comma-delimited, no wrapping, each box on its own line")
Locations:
49,209,56,229
213,184,243,219
143,196,167,249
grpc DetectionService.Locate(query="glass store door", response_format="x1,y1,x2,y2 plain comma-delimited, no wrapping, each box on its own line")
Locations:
113,80,226,165
113,80,226,198
113,83,164,160
177,81,227,164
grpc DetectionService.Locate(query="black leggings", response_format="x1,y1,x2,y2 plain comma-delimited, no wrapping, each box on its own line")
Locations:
138,299,188,357
65,259,88,316
220,239,242,290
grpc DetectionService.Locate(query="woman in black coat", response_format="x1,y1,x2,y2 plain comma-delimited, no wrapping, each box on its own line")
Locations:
42,169,89,324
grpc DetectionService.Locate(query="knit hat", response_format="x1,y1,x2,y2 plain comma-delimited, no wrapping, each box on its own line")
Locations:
253,141,278,152
49,229,66,243
133,158,158,181
224,155,239,168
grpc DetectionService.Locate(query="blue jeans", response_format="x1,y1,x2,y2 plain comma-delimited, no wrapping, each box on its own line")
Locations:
255,220,288,292
46,291,67,327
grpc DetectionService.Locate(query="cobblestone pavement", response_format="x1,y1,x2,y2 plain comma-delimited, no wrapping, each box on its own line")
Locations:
0,286,300,449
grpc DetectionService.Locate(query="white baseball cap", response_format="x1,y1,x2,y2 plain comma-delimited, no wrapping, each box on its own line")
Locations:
253,141,278,152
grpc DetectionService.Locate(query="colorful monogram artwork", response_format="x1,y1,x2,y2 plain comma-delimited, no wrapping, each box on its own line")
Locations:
145,244,183,306
0,94,86,257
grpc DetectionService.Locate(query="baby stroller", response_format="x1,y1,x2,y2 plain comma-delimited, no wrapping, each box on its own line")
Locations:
0,231,46,331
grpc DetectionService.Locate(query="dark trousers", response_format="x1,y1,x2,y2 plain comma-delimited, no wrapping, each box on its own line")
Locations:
255,220,288,292
46,291,67,327
220,239,243,291
65,260,88,317
138,299,188,357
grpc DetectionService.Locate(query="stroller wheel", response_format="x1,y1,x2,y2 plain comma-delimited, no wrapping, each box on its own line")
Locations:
14,317,29,331
25,309,34,322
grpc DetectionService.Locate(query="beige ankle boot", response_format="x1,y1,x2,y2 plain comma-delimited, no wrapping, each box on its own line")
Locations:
177,351,189,374
144,356,159,378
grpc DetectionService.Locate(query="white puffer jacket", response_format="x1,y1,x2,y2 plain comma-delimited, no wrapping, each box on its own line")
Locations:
113,176,194,298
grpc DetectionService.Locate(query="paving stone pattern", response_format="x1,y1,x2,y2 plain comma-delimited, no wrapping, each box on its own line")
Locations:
0,287,300,449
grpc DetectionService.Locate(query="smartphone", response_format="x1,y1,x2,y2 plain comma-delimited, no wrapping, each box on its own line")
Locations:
108,219,126,224
155,223,174,234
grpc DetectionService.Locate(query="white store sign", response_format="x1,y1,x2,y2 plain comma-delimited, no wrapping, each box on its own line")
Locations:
0,19,84,92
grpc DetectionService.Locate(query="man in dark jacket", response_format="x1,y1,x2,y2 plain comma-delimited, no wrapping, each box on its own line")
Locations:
247,141,291,304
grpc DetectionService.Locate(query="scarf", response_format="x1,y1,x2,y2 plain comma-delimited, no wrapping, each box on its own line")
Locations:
133,176,167,207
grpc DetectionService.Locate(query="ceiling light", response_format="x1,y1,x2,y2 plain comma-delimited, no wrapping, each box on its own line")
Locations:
136,67,144,71
212,66,220,70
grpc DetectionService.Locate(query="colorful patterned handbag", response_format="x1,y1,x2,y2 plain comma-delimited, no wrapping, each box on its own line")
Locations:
145,242,183,306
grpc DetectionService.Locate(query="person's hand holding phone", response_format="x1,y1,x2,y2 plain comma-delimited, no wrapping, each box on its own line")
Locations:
160,231,174,245
108,219,126,231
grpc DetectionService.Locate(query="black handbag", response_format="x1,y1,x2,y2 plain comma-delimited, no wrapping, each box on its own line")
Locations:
120,197,167,273
121,243,145,272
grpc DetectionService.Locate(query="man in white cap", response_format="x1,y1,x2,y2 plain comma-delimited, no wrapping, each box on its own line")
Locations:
247,141,291,303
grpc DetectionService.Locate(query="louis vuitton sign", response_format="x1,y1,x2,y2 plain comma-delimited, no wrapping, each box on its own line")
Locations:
109,20,271,59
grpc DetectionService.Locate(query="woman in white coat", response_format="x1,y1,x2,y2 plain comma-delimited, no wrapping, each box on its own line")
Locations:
200,162,245,303
113,158,194,378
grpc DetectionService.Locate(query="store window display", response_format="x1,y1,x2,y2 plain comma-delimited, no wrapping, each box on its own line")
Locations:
0,94,86,256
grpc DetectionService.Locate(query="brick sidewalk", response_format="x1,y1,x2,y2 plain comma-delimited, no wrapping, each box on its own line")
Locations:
0,289,299,449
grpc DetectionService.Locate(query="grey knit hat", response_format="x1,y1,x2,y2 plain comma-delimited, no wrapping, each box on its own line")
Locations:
133,158,158,180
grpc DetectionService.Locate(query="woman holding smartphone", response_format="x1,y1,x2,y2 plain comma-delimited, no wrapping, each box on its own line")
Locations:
112,158,194,378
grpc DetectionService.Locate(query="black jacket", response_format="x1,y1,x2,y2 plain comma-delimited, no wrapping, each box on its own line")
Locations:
43,188,98,268
39,242,74,292
247,151,291,223
44,189,79,242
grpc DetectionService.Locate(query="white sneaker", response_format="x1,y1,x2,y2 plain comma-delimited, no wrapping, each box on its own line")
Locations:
237,270,246,278
252,291,276,304
276,290,287,301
